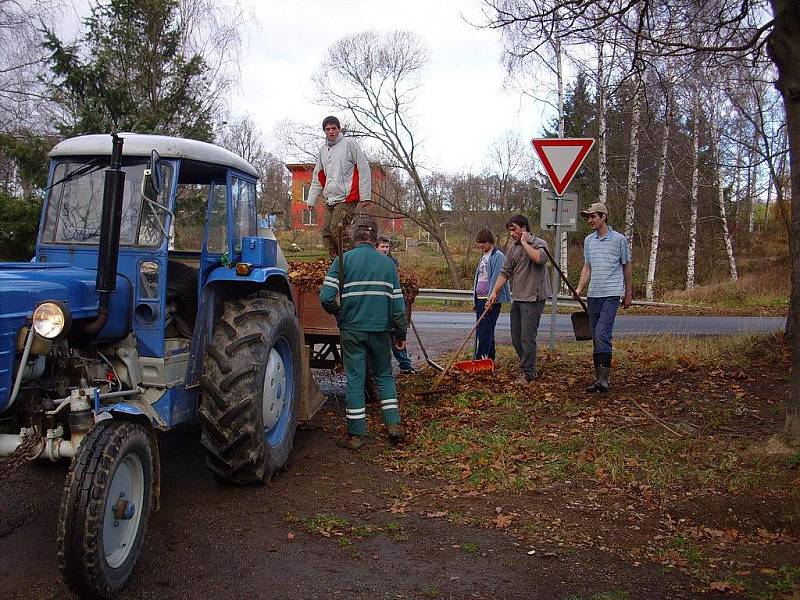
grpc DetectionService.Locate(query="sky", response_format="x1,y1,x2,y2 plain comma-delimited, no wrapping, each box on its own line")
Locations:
231,0,547,173
56,0,551,174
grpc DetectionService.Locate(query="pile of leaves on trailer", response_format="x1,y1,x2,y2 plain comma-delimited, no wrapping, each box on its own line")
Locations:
288,259,420,303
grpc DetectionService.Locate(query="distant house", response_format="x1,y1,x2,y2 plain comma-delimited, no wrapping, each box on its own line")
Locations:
286,162,403,234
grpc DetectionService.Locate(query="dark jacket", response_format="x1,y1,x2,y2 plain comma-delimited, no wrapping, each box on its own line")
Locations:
320,242,407,340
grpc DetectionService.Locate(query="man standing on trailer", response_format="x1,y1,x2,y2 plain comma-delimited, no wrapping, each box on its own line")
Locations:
573,202,632,393
306,115,371,257
320,217,407,449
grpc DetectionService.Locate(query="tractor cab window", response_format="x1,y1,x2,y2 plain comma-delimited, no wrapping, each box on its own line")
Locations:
206,182,227,254
171,184,208,252
41,158,173,247
231,177,256,253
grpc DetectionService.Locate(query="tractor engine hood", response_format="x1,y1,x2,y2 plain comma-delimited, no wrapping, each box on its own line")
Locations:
0,262,131,341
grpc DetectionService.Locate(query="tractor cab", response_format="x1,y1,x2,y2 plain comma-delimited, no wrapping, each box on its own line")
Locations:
38,134,260,357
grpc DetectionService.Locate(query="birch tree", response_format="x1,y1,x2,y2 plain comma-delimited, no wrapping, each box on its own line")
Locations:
686,91,700,289
716,138,739,282
623,74,642,255
747,126,759,234
645,64,672,301
596,39,609,205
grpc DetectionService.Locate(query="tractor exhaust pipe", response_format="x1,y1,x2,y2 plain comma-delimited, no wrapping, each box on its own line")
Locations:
80,134,125,336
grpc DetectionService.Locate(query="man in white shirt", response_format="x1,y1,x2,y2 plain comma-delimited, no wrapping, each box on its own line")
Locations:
306,116,371,257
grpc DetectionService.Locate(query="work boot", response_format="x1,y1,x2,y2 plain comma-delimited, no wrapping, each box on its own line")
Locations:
595,353,612,393
586,353,601,393
386,424,405,444
336,434,367,451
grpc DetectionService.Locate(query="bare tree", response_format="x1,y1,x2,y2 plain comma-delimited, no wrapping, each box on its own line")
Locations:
623,75,643,255
0,0,63,132
216,115,290,222
485,130,532,214
313,30,462,286
275,118,323,164
216,115,265,165
177,0,251,127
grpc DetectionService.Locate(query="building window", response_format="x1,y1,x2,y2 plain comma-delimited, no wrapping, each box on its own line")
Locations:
302,207,317,226
302,183,311,203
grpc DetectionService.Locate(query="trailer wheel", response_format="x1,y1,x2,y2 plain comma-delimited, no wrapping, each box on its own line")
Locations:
57,420,153,600
200,290,302,484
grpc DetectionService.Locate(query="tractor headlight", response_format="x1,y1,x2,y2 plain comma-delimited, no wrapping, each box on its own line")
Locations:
32,301,70,339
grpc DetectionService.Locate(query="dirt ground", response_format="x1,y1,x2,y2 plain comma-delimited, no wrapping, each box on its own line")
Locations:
1,334,798,600
0,420,721,600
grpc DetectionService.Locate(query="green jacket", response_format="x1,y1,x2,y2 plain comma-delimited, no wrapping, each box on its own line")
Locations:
320,242,407,340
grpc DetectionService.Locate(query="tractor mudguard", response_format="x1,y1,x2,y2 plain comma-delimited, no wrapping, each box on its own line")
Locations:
103,400,167,430
184,267,294,388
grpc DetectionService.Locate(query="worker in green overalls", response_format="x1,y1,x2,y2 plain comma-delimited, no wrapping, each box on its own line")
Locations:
320,217,407,449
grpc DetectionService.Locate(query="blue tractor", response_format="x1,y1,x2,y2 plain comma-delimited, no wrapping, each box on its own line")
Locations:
0,133,324,598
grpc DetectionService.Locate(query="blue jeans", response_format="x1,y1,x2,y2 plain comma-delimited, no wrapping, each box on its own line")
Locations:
587,296,620,354
474,299,501,360
392,344,413,370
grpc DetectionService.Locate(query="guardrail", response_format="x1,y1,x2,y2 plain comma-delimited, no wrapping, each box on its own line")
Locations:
416,289,687,308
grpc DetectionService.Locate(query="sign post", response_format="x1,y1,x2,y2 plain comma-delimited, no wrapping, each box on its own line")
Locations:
531,138,595,350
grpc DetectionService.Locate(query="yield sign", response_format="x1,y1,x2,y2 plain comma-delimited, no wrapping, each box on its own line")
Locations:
531,138,595,196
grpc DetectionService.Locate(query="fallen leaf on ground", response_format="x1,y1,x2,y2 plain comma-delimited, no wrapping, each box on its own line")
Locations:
707,581,744,593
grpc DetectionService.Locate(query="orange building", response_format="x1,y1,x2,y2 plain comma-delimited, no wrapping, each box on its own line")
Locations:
286,163,403,234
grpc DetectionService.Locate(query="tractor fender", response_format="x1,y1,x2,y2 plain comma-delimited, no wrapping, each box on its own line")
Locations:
99,401,163,511
184,269,294,388
103,400,167,429
205,266,292,299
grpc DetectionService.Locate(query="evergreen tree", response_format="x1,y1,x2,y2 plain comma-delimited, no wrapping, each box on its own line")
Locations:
43,0,214,140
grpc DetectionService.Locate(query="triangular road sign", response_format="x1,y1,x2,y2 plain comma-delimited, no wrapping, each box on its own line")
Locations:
531,138,595,196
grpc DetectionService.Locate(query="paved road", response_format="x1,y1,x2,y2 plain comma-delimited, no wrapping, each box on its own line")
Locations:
403,311,784,365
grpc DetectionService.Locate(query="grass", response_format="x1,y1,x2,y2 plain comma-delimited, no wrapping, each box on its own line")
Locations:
396,332,792,494
382,332,797,596
297,513,350,535
663,262,789,310
461,541,479,554
763,565,800,598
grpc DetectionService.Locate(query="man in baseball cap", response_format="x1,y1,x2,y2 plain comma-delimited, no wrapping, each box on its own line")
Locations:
574,202,632,393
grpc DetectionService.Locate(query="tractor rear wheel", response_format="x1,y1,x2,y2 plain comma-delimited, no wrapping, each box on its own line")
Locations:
57,420,153,599
200,290,302,484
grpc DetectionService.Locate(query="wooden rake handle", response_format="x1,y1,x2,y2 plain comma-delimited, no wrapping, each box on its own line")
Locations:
541,245,589,314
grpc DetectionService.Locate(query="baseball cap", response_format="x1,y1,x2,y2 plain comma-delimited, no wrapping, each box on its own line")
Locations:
580,202,608,216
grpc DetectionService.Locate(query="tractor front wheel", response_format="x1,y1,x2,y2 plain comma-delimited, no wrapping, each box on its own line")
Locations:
57,420,153,599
